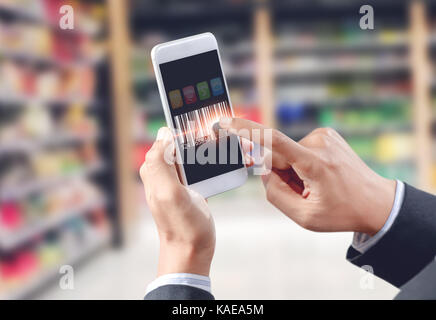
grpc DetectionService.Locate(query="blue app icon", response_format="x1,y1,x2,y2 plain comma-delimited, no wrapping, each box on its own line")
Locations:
210,77,224,96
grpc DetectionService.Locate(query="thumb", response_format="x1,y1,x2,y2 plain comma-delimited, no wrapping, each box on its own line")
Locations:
155,127,177,166
141,127,180,191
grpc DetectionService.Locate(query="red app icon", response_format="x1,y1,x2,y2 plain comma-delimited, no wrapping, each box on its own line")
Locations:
182,85,197,104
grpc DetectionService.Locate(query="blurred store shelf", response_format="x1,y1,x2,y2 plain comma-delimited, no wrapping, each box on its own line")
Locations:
0,232,110,300
0,197,107,251
0,132,100,154
275,60,410,81
0,2,103,37
282,123,413,139
0,47,102,70
0,161,105,200
0,0,121,300
0,94,97,107
276,38,408,55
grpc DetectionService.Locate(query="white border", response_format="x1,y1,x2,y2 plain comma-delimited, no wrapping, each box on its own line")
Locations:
151,32,247,198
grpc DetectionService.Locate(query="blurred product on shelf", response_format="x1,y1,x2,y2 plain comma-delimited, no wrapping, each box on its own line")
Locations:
275,53,409,77
0,211,110,299
0,146,102,197
275,22,409,52
0,0,106,40
0,105,98,149
0,59,97,103
0,180,104,234
318,101,410,131
275,80,411,104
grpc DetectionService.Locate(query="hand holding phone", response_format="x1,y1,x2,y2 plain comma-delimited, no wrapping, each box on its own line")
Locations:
140,126,254,276
140,127,215,276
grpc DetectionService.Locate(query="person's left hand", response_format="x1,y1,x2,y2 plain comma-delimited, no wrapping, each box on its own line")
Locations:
140,127,253,276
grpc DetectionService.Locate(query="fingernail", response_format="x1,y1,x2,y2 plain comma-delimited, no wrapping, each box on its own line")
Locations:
212,122,220,136
219,117,232,128
156,127,171,141
164,129,173,142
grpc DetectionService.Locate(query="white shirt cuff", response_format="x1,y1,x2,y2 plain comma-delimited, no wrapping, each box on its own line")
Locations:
146,273,211,295
352,180,405,253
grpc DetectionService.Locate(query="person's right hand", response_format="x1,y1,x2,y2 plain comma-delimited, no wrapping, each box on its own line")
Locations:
219,118,396,236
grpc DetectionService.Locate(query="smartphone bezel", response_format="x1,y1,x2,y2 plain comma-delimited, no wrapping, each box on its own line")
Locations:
151,32,247,198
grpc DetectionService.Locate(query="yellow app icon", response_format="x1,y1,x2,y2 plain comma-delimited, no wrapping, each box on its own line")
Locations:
169,90,183,109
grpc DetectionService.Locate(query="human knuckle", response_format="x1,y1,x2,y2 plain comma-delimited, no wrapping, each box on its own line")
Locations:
271,130,288,148
158,185,186,205
310,127,330,140
139,162,148,179
311,127,325,136
265,187,277,203
319,135,330,147
144,149,155,163
316,130,337,148
315,127,335,136
153,190,174,205
172,188,187,203
299,213,316,230
323,127,337,136
147,149,165,166
145,191,153,207
298,159,315,173
321,155,337,170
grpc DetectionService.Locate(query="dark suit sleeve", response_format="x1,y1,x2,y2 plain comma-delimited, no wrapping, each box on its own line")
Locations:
144,285,215,300
346,183,436,288
395,259,436,300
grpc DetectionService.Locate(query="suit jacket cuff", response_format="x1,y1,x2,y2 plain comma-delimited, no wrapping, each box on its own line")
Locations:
145,285,215,300
146,273,211,295
347,183,436,288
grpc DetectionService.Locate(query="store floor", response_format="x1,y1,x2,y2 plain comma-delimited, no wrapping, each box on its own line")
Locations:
38,178,399,300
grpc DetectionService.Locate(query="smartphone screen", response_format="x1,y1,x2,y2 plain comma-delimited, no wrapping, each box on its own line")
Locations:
159,50,244,185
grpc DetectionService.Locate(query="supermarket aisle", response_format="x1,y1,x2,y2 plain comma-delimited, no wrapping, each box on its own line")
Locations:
1,0,433,301
38,179,399,300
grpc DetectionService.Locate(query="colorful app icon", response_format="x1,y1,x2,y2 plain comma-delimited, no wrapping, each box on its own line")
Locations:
182,85,197,104
210,77,224,96
169,89,183,109
196,81,211,100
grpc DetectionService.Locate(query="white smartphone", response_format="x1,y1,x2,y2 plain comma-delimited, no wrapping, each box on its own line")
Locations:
151,32,247,198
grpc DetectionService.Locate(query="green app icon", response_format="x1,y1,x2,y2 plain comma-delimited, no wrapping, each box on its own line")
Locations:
197,81,211,100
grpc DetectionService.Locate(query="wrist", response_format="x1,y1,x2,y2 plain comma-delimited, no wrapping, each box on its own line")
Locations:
157,240,214,277
358,178,397,236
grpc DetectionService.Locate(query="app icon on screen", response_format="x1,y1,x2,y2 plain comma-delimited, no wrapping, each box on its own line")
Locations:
210,77,224,96
169,89,183,109
196,81,211,100
183,85,197,104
